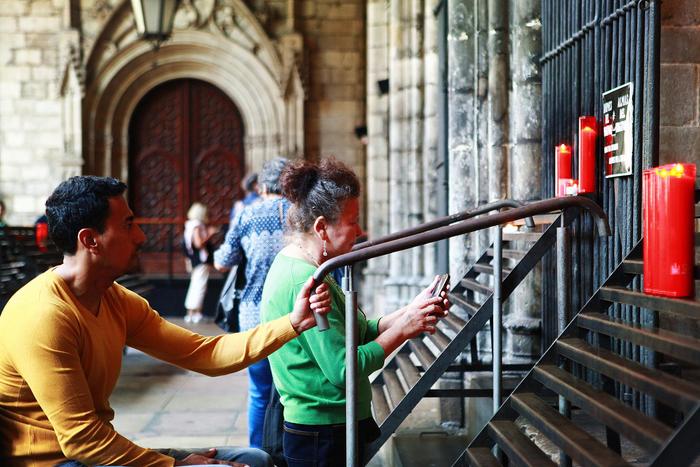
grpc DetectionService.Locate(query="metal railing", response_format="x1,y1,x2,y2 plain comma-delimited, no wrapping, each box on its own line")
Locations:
541,2,661,403
310,196,611,466
352,199,535,251
350,198,535,421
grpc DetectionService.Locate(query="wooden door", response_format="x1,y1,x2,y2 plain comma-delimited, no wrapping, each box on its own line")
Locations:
128,79,245,274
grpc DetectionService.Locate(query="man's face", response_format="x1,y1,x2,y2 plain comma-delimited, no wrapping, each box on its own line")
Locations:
96,196,146,276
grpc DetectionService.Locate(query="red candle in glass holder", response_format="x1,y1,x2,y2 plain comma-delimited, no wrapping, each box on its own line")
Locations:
555,144,572,197
558,178,579,197
643,163,696,297
578,116,597,193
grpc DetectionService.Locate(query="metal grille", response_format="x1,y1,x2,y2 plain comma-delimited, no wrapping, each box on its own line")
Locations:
540,0,660,406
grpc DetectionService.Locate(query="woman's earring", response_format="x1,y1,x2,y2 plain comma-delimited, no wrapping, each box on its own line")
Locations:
323,240,328,257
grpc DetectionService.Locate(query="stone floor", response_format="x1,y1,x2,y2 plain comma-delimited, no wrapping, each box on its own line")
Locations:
110,318,252,451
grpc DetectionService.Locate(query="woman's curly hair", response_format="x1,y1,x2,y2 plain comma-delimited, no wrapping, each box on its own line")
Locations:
280,158,360,232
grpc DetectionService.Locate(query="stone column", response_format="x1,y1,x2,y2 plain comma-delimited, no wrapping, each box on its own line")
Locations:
442,0,478,427
505,0,542,361
421,0,439,278
407,0,426,292
385,0,411,310
487,0,508,203
447,0,477,279
363,0,391,315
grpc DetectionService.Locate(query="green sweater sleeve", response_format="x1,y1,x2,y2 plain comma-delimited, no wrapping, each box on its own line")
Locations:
366,318,381,341
298,304,385,388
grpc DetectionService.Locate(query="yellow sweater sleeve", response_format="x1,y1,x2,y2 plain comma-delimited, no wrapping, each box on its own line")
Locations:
123,288,299,376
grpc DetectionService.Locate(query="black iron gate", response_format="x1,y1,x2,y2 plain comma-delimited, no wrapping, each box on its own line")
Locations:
541,0,660,340
541,0,660,409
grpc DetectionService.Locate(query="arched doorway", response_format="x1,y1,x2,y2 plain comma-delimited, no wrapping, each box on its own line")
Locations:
128,78,245,274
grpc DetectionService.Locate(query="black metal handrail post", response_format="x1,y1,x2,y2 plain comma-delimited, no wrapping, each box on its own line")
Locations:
342,265,358,467
557,210,572,467
310,197,610,466
492,224,503,415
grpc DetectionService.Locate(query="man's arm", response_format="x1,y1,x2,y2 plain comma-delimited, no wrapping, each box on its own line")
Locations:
124,278,329,376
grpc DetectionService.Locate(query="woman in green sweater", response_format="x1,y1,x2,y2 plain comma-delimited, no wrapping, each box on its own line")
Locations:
261,158,449,466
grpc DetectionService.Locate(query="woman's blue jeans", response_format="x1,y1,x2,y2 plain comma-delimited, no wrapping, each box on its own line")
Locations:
55,446,272,467
247,358,273,448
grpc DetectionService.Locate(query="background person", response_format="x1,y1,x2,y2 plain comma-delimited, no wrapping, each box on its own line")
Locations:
183,202,216,323
0,199,7,228
214,157,290,450
261,159,449,466
0,175,331,467
230,172,261,222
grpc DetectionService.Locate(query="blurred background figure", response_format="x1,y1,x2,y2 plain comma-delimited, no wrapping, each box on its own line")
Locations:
0,200,7,228
230,172,260,222
214,157,289,451
35,214,49,252
183,202,216,324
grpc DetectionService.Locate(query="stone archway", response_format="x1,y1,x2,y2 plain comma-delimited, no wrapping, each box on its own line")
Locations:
83,0,305,182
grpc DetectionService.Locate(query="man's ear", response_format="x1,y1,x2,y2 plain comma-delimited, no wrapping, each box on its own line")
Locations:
312,216,328,241
77,228,99,253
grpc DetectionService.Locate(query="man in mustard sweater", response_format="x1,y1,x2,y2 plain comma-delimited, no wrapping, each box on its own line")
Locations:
0,176,331,467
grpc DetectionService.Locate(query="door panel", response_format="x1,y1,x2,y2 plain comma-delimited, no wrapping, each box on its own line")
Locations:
128,79,245,274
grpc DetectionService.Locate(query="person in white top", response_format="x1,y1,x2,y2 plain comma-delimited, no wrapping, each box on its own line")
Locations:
183,202,216,323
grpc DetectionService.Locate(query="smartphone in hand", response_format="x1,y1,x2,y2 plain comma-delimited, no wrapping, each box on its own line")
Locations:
431,273,450,298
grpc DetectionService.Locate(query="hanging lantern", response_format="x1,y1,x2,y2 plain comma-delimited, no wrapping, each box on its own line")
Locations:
130,0,181,47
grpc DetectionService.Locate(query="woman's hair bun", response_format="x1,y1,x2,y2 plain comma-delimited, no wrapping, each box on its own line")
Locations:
280,160,319,203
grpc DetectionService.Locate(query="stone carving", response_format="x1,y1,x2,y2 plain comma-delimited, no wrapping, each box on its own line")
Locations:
212,0,260,53
243,0,274,31
172,0,218,29
90,0,114,23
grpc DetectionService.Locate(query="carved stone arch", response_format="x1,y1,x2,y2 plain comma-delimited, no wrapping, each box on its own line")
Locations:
83,0,304,181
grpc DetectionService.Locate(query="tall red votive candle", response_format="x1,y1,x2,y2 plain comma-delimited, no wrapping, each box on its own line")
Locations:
578,117,596,193
643,163,696,297
555,144,572,197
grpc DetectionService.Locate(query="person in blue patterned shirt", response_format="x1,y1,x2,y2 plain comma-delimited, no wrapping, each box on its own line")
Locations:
213,157,290,450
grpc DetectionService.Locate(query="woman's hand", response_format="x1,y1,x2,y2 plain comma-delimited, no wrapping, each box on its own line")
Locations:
288,276,331,334
377,276,451,334
409,275,451,316
397,296,446,340
375,290,450,356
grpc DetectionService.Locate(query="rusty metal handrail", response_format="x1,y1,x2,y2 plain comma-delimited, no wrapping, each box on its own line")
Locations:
313,196,609,284
323,196,609,466
351,199,536,251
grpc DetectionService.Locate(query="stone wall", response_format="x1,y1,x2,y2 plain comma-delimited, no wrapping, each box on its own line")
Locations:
0,0,80,225
659,0,700,166
298,1,366,176
363,0,391,313
444,0,542,359
0,0,367,226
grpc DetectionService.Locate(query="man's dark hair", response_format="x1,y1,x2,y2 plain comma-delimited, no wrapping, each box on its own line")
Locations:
45,176,127,254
